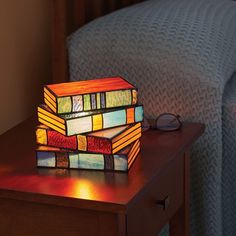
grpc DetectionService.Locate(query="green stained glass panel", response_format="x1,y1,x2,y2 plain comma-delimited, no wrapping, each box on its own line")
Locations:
83,94,91,111
58,97,72,113
105,90,131,108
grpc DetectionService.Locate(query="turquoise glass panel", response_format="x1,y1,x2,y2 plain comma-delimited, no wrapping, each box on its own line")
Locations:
69,153,79,168
103,109,126,128
37,152,56,167
113,155,127,171
78,153,104,169
135,106,144,122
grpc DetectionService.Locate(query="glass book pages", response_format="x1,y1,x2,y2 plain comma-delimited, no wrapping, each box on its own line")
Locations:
36,140,140,172
44,77,138,114
36,123,141,154
37,104,144,136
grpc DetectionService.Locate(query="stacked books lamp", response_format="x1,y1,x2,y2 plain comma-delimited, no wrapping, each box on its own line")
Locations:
36,77,144,172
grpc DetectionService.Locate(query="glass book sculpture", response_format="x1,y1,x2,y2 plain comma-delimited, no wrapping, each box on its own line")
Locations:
35,77,144,172
44,77,138,114
36,123,141,154
36,140,140,172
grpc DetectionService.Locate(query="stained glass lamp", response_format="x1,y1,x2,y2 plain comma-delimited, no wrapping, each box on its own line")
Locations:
35,77,143,172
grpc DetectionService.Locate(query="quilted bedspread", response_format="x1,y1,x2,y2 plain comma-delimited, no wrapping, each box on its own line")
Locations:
67,0,236,235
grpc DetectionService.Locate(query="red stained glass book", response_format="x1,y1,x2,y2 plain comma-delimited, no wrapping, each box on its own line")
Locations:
44,77,138,114
36,140,140,172
36,123,141,154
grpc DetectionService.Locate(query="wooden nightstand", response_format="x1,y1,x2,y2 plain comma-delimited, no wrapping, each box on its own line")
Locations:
0,118,204,236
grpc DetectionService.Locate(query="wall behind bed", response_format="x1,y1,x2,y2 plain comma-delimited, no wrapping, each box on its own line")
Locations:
0,0,52,135
52,0,146,83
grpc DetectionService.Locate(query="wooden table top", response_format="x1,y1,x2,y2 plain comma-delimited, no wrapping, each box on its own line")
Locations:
0,118,204,213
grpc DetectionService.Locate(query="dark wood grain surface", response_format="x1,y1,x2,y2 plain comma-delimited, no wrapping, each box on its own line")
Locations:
0,118,204,213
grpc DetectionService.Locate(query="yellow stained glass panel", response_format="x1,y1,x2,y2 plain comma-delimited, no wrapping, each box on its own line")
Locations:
44,87,56,101
44,95,57,113
112,131,141,153
38,118,66,135
113,127,141,148
38,113,65,130
128,146,140,168
44,93,56,108
38,106,65,123
112,123,141,143
36,128,47,145
77,135,87,151
92,114,103,131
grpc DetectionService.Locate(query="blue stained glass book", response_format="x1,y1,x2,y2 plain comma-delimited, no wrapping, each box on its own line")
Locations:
36,139,140,172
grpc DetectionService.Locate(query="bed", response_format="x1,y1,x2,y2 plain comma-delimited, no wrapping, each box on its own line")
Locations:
52,0,236,235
